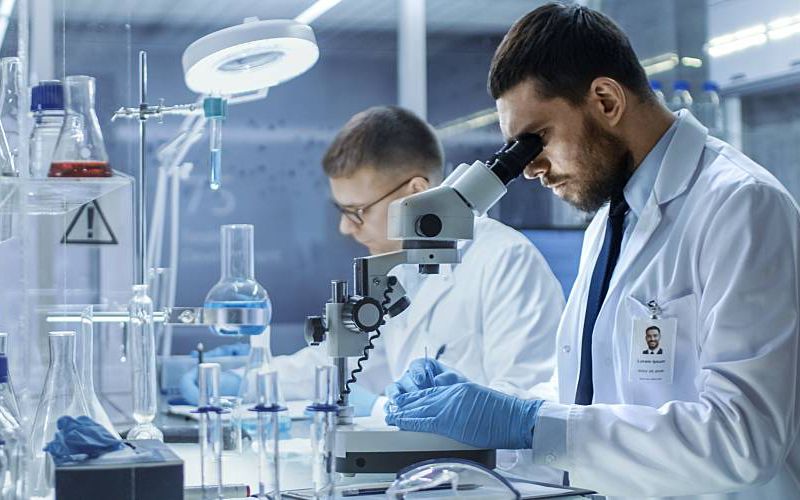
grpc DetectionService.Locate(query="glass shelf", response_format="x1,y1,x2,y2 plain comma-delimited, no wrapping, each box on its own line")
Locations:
0,172,133,215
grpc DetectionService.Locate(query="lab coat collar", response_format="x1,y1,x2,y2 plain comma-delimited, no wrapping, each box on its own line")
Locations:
624,118,678,218
652,110,708,206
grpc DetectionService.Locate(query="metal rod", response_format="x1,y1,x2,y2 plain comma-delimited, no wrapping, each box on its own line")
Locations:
137,50,148,285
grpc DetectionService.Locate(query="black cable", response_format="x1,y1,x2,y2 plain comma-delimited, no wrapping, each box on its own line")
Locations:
342,282,394,398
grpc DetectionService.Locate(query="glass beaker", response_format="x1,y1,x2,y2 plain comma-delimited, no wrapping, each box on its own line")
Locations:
386,459,521,499
0,57,21,164
127,285,163,442
77,307,117,437
48,75,111,178
29,331,91,499
203,224,271,336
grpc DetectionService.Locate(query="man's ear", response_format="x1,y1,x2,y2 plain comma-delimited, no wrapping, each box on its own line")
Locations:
587,77,626,127
408,176,430,194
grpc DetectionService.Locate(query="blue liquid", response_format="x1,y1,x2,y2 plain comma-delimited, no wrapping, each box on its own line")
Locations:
210,148,221,190
203,300,269,336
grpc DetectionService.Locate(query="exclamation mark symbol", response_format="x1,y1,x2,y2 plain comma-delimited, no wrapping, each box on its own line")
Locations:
87,205,95,240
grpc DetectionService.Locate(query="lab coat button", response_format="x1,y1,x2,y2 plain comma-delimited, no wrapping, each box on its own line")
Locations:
545,453,556,464
562,345,571,353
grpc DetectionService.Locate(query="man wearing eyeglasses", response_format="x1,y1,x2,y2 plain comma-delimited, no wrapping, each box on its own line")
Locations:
269,105,565,416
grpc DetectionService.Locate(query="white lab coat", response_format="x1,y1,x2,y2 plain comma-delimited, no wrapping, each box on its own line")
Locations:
272,216,564,402
524,111,800,499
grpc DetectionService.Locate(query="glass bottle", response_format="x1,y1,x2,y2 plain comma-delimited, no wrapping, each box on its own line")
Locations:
204,224,272,336
240,332,291,448
0,58,21,164
127,285,163,441
29,331,90,499
0,354,25,500
77,307,117,436
29,81,65,179
48,75,111,178
0,334,19,423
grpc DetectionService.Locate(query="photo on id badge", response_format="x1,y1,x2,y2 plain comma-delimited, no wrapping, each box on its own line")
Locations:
629,316,676,383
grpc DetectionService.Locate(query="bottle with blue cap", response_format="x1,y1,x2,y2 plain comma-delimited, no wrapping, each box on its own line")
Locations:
29,80,65,178
649,80,666,106
695,80,725,138
668,80,693,113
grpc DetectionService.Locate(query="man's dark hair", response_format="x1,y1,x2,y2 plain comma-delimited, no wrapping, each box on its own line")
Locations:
488,2,653,105
646,326,661,335
322,106,444,182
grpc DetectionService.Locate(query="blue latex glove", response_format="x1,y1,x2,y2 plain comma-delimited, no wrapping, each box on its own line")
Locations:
349,384,379,417
190,342,251,358
179,368,242,406
385,382,543,450
44,416,124,465
385,358,468,401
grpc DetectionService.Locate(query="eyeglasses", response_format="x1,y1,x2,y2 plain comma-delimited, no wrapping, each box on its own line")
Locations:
333,176,426,226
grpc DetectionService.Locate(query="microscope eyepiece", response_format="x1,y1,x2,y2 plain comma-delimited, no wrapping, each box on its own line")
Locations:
487,133,543,185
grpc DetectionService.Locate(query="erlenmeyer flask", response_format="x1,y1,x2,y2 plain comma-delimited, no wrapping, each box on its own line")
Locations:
29,331,90,499
203,224,272,336
0,57,21,164
77,307,118,437
48,75,111,177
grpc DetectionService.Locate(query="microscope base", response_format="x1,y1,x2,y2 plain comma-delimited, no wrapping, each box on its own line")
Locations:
335,417,496,474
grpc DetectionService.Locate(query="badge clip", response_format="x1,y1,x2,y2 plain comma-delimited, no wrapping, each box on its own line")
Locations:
647,300,661,320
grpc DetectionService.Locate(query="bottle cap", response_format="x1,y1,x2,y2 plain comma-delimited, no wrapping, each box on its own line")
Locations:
702,81,719,92
0,355,8,383
673,80,691,91
31,80,65,112
649,80,663,91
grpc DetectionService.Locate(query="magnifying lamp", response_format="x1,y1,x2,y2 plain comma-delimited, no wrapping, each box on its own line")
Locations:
182,17,319,95
181,18,319,190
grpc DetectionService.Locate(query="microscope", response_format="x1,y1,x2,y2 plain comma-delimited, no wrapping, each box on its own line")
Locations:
305,133,543,473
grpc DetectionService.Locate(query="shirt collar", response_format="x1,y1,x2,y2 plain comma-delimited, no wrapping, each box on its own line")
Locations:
623,118,679,217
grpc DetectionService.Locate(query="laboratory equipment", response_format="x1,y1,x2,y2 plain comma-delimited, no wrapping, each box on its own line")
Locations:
696,81,724,138
204,97,226,191
29,81,65,178
76,307,117,436
203,224,271,336
29,331,91,499
218,396,242,453
196,363,224,500
48,75,111,177
668,80,693,113
250,370,286,500
307,366,338,499
0,355,25,500
650,80,666,106
305,134,543,473
0,58,21,165
148,267,173,356
0,335,20,423
127,284,163,442
386,459,521,499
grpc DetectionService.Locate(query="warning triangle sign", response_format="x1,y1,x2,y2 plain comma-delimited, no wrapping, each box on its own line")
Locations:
61,200,118,245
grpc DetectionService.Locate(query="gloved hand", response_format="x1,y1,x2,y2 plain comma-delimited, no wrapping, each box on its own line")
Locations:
179,367,242,406
349,384,379,417
385,382,543,450
385,358,468,401
190,342,251,358
44,416,124,465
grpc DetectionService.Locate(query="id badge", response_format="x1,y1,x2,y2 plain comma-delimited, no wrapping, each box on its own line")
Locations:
629,300,677,383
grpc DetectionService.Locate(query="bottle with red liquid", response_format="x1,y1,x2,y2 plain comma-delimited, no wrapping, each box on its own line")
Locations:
48,75,111,177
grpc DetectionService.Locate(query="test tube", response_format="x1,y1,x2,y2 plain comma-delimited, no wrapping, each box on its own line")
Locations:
198,363,223,500
307,365,339,499
253,370,285,500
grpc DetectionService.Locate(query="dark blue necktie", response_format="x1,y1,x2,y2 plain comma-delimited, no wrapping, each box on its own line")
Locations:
575,196,629,405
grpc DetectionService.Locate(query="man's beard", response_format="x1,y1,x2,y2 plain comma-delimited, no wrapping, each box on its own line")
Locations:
562,113,634,213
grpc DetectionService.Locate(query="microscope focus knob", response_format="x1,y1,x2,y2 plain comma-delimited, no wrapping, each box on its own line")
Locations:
342,296,384,333
305,316,326,346
415,213,442,237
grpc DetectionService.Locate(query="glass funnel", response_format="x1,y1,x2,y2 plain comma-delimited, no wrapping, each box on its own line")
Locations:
77,306,117,437
127,285,163,441
29,331,90,499
204,224,271,336
48,75,111,178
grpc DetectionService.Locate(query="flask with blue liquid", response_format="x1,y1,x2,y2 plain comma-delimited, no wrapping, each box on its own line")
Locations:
204,224,272,336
